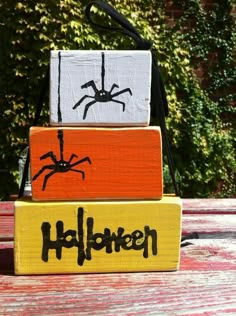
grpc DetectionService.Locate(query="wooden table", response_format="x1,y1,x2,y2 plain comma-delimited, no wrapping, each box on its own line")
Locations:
1,199,236,315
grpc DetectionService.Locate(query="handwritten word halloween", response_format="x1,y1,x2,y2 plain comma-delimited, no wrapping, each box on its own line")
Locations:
41,207,158,266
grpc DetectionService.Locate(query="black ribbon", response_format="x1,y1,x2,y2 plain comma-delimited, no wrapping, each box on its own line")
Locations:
85,1,152,50
86,0,179,196
181,232,199,247
18,68,49,198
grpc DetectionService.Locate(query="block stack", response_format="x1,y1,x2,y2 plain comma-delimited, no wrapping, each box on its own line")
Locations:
14,50,182,275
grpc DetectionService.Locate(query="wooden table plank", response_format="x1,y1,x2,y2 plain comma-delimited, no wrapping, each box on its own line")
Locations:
0,240,235,316
0,216,14,241
181,239,236,270
0,272,235,315
1,199,236,214
1,239,236,275
0,199,236,315
183,198,236,214
182,214,236,237
1,212,235,241
0,201,14,215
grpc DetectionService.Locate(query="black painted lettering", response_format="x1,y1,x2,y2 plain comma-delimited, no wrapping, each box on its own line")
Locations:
143,226,158,258
86,216,93,261
41,207,158,266
77,207,86,266
112,227,124,252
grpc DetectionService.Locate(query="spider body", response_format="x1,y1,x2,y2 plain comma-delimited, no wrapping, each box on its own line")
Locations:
94,88,117,102
32,130,91,191
73,52,132,120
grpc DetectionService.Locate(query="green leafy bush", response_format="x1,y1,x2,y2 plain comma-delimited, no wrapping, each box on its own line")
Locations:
0,0,235,199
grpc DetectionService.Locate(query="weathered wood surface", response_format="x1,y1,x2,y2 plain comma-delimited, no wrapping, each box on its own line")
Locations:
0,203,13,242
0,240,236,315
0,216,13,241
0,199,236,314
183,198,236,214
1,199,235,241
2,199,233,214
182,214,236,237
30,126,163,201
2,239,236,273
50,50,151,126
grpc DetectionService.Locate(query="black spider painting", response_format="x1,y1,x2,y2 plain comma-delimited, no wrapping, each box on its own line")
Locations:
73,52,132,120
32,130,91,191
32,51,92,191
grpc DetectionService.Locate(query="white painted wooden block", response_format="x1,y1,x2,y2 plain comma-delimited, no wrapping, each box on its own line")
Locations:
50,50,151,126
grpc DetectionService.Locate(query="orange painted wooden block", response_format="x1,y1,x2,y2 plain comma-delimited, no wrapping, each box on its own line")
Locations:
30,126,162,201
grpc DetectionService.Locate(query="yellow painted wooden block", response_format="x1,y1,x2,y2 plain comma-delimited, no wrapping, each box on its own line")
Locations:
14,197,182,275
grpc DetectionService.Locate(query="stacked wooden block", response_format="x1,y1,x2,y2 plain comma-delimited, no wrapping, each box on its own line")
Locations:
14,50,182,274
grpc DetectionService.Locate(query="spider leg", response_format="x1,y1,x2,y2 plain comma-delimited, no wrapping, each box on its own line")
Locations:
81,80,98,93
71,156,92,167
40,151,57,163
111,88,132,97
42,170,57,191
68,153,78,163
109,83,119,94
111,99,126,112
32,165,54,181
73,95,94,110
70,169,85,180
83,100,97,120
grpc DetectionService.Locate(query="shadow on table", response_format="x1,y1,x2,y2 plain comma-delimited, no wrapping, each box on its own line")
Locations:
0,247,14,275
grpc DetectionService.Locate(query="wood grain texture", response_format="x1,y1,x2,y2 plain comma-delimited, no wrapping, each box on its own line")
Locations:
0,202,14,242
50,50,151,126
1,241,236,315
14,197,182,274
182,214,236,237
180,238,236,271
1,199,235,242
183,198,236,214
0,216,14,241
30,126,163,201
3,239,236,274
0,201,14,213
1,198,235,214
1,199,236,315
